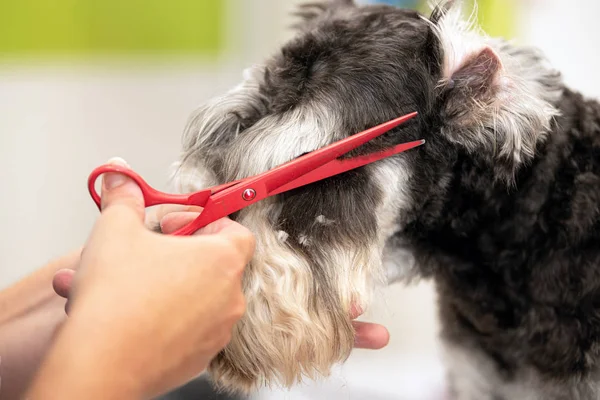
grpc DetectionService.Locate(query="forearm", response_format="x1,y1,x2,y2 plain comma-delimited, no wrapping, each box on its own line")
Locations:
26,308,145,400
0,249,80,399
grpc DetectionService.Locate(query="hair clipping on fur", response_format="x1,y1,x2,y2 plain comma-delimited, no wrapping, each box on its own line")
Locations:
87,112,423,235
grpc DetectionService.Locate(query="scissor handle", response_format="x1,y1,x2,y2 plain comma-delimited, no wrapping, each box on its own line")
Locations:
87,164,208,210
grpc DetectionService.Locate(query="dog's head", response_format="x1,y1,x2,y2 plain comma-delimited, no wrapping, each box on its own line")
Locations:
170,0,563,392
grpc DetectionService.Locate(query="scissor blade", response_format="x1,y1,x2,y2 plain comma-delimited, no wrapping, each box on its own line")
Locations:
209,179,244,194
258,111,418,194
269,139,425,196
170,112,419,236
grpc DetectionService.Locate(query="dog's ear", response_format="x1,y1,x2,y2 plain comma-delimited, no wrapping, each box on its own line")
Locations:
291,0,355,29
437,43,527,182
429,1,560,183
437,46,513,173
441,46,502,134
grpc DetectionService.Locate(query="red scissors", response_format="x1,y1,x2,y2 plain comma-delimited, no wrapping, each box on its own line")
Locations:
88,111,423,236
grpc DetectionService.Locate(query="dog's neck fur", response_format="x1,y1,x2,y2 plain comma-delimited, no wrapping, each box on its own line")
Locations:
404,84,579,256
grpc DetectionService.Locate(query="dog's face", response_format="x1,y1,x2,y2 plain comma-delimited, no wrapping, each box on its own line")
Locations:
170,0,562,392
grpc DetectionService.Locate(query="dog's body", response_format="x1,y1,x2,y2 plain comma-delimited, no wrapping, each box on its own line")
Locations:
167,1,600,398
410,87,600,399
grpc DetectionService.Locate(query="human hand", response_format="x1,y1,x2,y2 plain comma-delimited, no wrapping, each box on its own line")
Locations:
31,158,255,399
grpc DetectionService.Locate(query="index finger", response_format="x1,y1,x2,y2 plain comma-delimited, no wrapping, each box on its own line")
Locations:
151,204,204,223
160,212,255,263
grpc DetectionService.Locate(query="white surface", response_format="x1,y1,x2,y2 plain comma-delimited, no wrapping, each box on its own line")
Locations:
518,0,600,98
1,0,600,399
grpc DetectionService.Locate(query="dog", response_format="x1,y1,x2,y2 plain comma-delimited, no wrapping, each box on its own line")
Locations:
163,0,600,398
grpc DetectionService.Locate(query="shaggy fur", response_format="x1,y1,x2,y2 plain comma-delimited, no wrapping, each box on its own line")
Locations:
164,0,600,398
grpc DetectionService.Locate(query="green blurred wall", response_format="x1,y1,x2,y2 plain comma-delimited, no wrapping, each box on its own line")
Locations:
0,0,225,58
0,0,518,60
469,0,518,38
416,0,519,39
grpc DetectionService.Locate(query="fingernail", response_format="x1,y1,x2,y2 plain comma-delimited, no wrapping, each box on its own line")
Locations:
103,157,130,190
107,156,130,167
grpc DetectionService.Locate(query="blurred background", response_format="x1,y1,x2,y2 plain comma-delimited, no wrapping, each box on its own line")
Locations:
1,0,599,399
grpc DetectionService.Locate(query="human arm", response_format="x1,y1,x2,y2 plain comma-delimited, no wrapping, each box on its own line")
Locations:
0,248,80,399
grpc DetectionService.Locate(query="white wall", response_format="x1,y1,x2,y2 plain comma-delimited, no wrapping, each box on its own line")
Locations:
1,1,599,398
519,0,600,98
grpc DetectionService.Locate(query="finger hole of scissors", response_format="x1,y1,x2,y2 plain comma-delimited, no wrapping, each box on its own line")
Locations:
88,165,151,206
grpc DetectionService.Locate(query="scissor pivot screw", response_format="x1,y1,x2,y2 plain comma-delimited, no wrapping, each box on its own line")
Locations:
242,188,256,201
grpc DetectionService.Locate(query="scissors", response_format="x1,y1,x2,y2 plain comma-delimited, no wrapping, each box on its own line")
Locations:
88,111,423,236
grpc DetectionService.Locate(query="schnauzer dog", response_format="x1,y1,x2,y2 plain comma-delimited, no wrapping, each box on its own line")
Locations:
165,0,600,398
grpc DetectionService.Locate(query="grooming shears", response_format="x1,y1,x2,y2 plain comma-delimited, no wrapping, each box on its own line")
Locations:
87,112,423,236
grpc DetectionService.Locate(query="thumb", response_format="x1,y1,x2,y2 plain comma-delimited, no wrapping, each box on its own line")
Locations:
100,157,145,221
